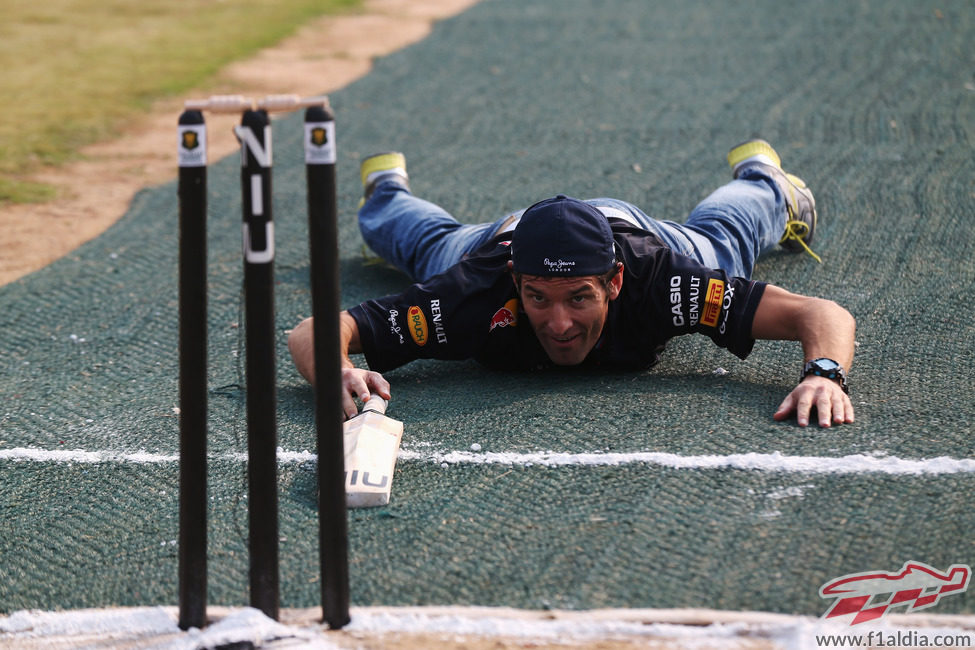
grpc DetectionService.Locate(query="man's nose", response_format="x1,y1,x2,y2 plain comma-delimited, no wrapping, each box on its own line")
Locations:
546,304,573,335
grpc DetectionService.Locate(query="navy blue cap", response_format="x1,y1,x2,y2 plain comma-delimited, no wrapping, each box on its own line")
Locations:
510,195,616,276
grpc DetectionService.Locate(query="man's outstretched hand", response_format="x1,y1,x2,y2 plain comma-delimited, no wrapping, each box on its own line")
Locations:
774,375,855,428
288,315,392,419
341,367,391,420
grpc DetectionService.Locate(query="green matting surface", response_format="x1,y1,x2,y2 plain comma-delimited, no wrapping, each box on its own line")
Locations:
1,0,973,616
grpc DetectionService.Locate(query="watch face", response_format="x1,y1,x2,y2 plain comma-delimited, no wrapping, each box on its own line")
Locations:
814,358,840,371
802,358,848,393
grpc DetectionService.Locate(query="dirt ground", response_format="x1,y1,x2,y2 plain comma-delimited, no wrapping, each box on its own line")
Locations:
0,0,479,287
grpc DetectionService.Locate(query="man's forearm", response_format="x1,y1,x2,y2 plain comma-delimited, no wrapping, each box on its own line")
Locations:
793,298,856,371
288,311,364,383
752,285,856,370
289,311,390,411
752,285,857,427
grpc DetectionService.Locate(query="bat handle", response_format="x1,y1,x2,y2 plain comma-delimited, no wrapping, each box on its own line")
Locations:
362,394,387,415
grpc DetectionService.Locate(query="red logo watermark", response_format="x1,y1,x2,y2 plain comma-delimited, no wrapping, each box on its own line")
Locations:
819,561,971,625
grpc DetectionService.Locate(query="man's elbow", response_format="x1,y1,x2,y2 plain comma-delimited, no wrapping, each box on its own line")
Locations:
819,298,856,334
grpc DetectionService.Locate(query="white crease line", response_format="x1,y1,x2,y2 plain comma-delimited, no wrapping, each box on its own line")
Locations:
0,448,181,464
0,448,303,465
399,450,975,475
1,446,974,475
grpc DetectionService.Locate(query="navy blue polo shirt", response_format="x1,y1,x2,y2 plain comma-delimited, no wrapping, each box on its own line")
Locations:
347,219,767,372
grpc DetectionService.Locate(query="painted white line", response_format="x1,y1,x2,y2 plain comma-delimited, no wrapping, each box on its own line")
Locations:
0,447,312,465
0,448,180,464
399,449,975,475
1,446,974,476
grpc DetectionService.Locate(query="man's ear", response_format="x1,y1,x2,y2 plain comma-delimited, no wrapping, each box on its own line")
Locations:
608,263,624,300
507,261,521,291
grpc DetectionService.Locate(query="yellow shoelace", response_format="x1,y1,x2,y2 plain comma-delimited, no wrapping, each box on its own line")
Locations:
780,220,822,263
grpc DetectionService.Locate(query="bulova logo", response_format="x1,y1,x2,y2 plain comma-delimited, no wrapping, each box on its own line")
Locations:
543,258,576,272
718,284,735,335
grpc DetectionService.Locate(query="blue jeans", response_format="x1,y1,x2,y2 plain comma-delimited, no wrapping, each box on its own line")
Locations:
357,170,787,282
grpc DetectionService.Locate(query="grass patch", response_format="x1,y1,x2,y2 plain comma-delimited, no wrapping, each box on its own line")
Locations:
0,0,360,204
0,177,57,205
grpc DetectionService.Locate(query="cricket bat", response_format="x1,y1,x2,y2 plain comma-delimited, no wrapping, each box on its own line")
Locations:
343,395,403,508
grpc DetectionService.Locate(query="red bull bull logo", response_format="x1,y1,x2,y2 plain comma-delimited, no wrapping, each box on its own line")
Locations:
489,298,519,332
820,561,971,625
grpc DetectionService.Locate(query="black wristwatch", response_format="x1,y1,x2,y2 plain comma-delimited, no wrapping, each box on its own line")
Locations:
801,358,849,394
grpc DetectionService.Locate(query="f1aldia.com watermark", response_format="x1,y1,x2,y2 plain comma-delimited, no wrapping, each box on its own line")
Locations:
814,629,973,648
812,561,972,647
